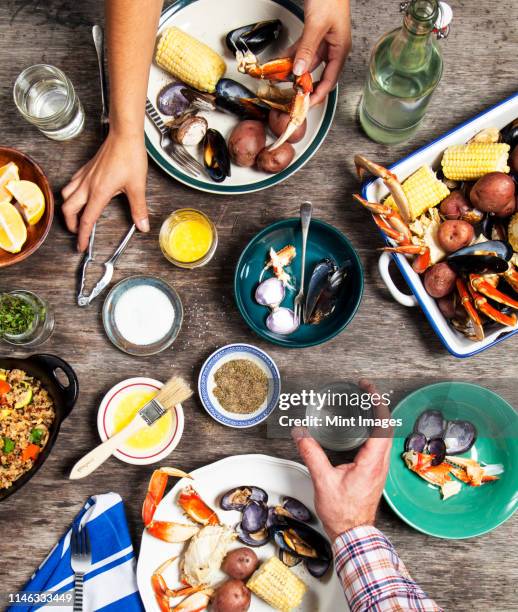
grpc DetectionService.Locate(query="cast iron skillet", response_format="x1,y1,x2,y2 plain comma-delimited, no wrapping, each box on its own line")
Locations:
0,354,79,502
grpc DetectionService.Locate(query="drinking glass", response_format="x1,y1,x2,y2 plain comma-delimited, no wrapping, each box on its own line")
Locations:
0,290,54,347
13,64,85,141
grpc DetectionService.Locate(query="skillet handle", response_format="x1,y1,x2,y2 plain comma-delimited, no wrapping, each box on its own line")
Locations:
30,354,79,418
378,252,418,308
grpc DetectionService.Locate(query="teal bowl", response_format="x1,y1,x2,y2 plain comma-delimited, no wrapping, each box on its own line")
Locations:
234,218,364,348
384,382,518,539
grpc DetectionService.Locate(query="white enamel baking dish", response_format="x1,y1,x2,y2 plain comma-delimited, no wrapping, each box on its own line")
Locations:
362,91,518,358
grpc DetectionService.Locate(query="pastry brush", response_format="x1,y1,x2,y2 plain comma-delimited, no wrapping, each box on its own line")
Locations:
69,376,192,479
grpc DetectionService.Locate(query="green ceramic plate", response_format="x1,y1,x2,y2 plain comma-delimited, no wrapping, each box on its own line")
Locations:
384,382,518,539
234,218,364,348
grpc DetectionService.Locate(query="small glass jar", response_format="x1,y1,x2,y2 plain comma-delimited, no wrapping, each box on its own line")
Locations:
13,64,85,141
0,290,54,347
159,208,218,269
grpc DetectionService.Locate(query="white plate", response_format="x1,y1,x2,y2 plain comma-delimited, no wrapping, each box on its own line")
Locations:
137,454,347,611
364,92,518,358
145,0,337,194
198,343,281,428
97,377,184,465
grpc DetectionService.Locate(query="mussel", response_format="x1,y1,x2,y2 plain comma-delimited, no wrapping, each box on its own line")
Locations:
271,517,332,562
203,128,231,183
447,240,513,274
241,501,268,533
414,410,445,439
279,549,301,567
157,82,215,117
236,523,270,547
501,119,518,149
215,79,270,121
443,420,477,454
481,216,508,242
281,496,313,523
304,259,349,325
220,486,268,511
226,19,283,56
305,558,332,578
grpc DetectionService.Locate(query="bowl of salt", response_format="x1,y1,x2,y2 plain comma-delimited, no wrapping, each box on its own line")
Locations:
102,275,183,356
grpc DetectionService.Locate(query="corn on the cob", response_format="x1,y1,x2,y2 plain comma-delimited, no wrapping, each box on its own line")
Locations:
246,557,307,612
384,165,450,221
155,27,226,93
441,142,510,181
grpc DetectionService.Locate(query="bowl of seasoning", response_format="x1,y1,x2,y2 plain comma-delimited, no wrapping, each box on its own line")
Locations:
102,275,183,356
159,208,217,268
198,343,281,428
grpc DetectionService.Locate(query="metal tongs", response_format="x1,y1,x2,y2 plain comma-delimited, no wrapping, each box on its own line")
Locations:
78,25,135,307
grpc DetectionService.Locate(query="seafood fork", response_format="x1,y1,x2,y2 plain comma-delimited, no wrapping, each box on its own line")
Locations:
294,201,312,324
145,98,204,177
71,523,91,611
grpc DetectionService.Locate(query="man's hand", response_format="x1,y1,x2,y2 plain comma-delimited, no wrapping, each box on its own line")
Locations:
61,131,149,252
292,0,351,105
292,380,392,541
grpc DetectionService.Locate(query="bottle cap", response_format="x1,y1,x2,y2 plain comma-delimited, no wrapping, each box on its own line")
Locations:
434,2,452,38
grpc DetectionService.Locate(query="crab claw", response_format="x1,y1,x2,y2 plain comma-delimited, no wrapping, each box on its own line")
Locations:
143,467,192,527
353,155,412,224
456,278,485,341
269,71,313,150
179,485,220,526
146,520,200,543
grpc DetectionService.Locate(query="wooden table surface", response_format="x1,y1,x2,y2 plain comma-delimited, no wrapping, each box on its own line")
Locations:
1,0,517,610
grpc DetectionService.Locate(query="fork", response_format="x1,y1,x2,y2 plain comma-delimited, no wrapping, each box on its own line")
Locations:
145,98,204,177
71,524,92,612
294,201,313,324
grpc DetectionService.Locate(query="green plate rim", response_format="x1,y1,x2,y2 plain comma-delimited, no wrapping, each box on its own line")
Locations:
145,0,338,195
234,217,364,348
383,381,518,540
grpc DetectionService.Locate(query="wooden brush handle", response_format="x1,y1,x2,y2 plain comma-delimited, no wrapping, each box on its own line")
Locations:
69,415,145,479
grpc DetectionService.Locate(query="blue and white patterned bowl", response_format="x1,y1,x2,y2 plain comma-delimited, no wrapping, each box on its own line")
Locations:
198,343,281,428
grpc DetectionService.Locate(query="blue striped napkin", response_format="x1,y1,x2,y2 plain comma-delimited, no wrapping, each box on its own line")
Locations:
9,492,144,612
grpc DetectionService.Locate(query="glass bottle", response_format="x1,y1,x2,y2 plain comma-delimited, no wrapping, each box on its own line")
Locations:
359,0,451,145
0,290,54,347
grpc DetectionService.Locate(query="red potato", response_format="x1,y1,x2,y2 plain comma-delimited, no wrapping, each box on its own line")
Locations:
268,109,307,143
495,194,517,218
222,548,259,581
437,220,475,253
228,120,266,167
256,143,295,174
470,172,515,214
439,191,471,220
424,262,457,298
212,579,251,612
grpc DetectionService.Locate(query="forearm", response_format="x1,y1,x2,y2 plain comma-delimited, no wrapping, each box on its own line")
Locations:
333,526,443,612
105,0,163,136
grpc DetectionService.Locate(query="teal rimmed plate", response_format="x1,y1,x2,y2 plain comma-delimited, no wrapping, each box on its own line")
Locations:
384,382,518,539
145,0,337,195
234,218,364,348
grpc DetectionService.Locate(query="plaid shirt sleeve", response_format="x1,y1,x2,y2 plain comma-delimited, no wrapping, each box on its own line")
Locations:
333,526,443,612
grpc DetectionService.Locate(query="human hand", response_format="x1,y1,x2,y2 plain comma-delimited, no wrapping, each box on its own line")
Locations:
292,381,392,541
291,0,351,105
61,130,149,252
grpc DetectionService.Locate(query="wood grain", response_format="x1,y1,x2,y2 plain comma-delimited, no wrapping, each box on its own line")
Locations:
0,1,517,610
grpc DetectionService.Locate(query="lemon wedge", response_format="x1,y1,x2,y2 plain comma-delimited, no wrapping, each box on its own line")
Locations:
0,162,20,203
6,180,45,225
0,201,27,253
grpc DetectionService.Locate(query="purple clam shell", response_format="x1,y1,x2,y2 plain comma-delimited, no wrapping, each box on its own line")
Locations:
414,410,445,439
428,437,447,466
236,523,270,547
220,486,268,511
282,496,314,523
241,501,268,533
404,432,427,453
444,420,477,454
305,558,331,578
156,83,191,117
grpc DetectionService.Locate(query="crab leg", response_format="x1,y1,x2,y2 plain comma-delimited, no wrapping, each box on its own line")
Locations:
456,278,485,341
503,263,518,292
468,281,518,328
152,558,209,612
172,590,212,612
446,456,503,486
179,485,220,526
470,274,518,310
147,521,200,543
353,155,412,224
270,71,312,150
402,451,461,499
352,194,412,244
143,467,192,526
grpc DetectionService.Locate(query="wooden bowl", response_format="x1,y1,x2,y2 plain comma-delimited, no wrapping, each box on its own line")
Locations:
0,146,54,267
